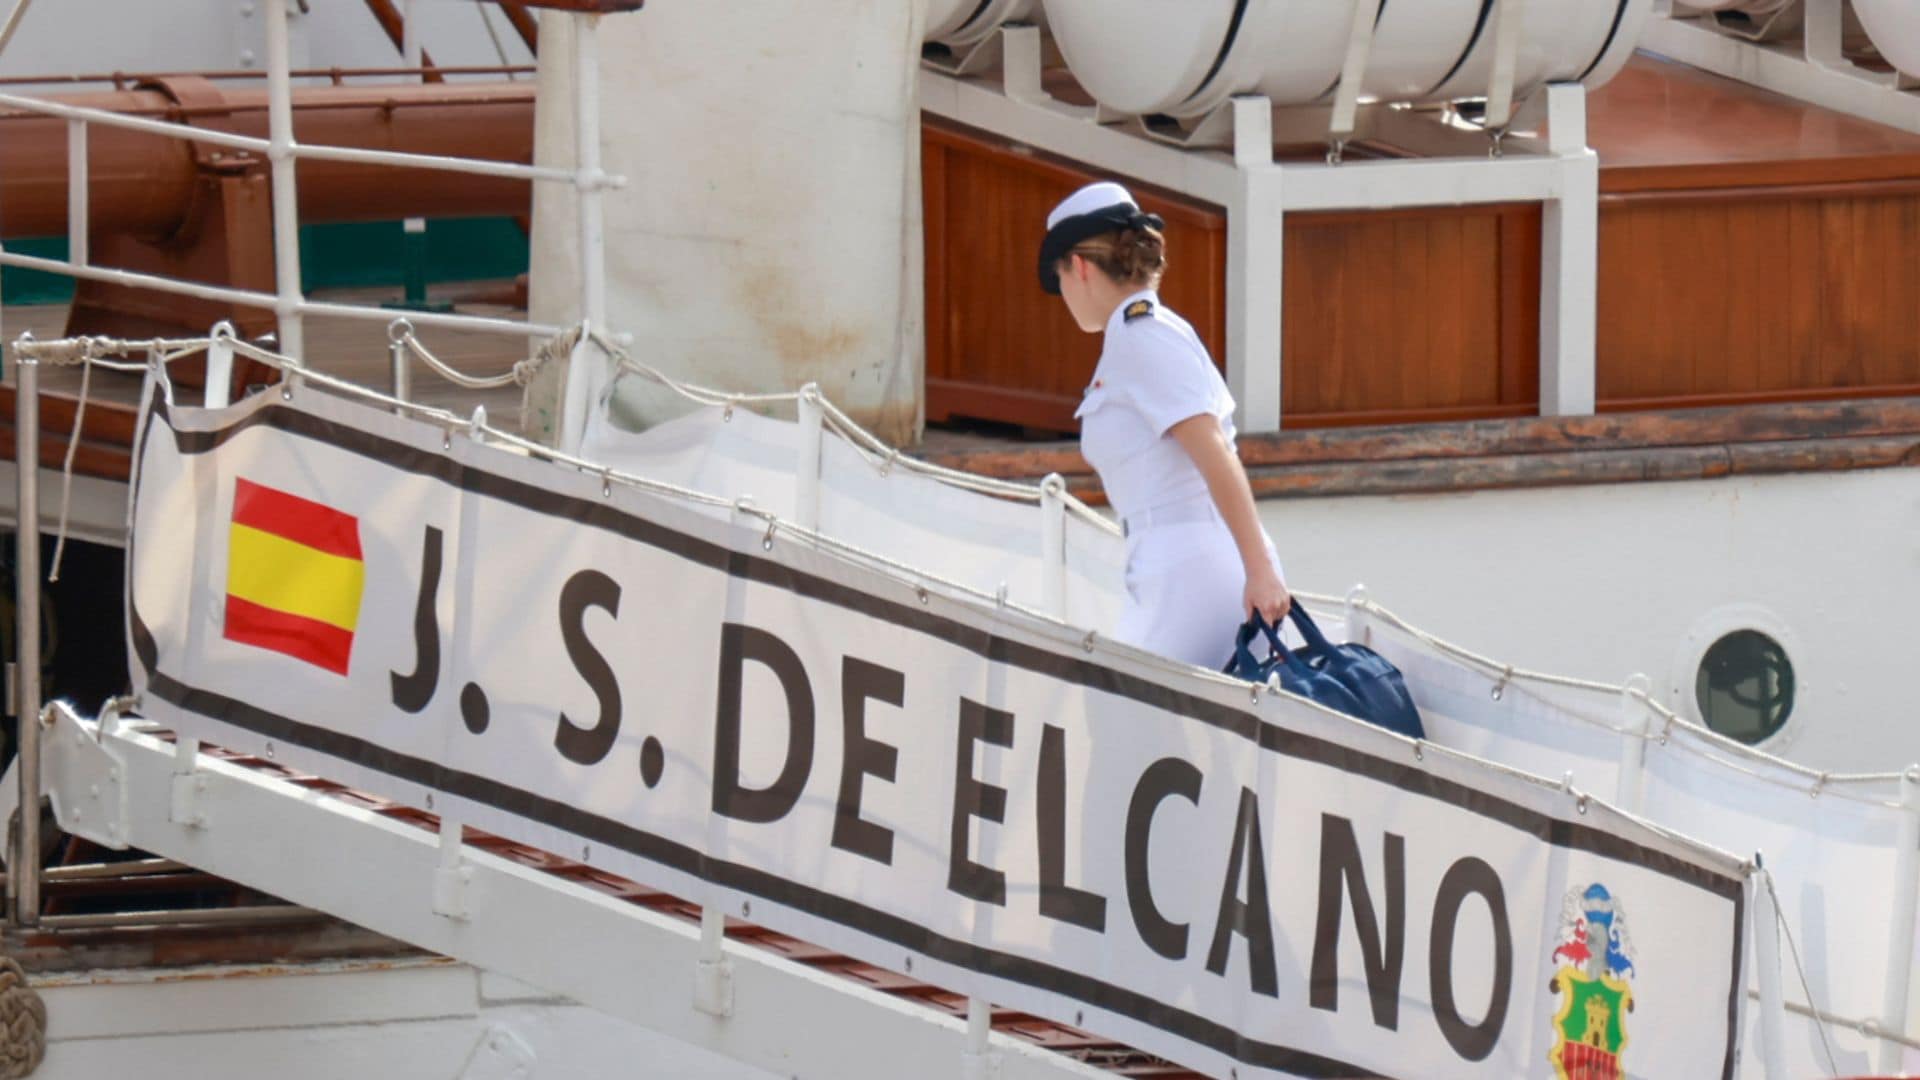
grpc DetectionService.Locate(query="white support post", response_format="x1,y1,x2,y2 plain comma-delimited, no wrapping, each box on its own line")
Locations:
1878,768,1920,1072
1329,0,1384,143
1750,861,1790,1080
1483,0,1529,133
962,997,1000,1080
796,386,824,533
1231,95,1273,170
11,351,40,927
558,11,609,455
1802,0,1844,69
433,815,470,921
1539,83,1596,417
205,323,235,408
1613,675,1652,815
694,905,734,1017
1039,474,1067,620
1226,167,1285,434
263,0,305,361
1342,585,1371,647
1000,23,1047,106
65,119,87,269
169,736,205,829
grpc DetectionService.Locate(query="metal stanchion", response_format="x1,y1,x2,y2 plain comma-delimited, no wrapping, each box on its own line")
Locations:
12,348,41,927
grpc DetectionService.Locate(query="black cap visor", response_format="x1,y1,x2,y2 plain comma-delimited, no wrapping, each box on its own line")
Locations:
1037,204,1167,295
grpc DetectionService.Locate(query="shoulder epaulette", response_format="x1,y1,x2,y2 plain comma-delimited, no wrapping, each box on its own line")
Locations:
1123,299,1155,323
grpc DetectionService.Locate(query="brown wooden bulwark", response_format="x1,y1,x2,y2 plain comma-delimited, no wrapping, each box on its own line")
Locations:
1590,56,1920,411
1281,203,1540,427
923,121,1227,433
1595,192,1920,409
925,54,1920,433
923,120,1535,433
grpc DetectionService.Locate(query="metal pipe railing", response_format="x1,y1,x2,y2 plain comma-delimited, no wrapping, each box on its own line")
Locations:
265,0,306,360
37,905,323,931
12,351,41,928
64,118,85,269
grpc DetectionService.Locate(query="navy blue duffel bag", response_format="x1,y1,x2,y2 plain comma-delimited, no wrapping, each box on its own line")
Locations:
1225,606,1426,740
1224,612,1367,720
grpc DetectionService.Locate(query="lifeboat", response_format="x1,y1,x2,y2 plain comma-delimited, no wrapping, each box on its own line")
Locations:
1854,0,1920,78
1041,0,1651,117
926,0,1040,47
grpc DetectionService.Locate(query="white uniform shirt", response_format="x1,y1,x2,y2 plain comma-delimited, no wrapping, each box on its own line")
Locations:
1073,289,1237,524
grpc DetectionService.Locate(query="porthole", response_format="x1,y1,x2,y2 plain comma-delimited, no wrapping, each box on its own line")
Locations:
1694,630,1795,745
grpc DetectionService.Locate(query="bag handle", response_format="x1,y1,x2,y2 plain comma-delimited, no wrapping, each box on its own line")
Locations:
1286,604,1338,657
1224,612,1294,679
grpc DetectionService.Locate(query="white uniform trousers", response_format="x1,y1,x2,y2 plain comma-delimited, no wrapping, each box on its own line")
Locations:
1114,516,1283,670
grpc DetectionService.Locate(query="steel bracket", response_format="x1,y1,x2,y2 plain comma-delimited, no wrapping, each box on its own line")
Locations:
456,1024,537,1080
42,704,129,850
694,953,735,1018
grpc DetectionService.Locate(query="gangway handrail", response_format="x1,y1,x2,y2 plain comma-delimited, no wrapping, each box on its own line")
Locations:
0,6,611,361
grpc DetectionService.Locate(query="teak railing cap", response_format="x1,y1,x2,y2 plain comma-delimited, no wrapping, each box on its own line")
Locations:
489,0,644,12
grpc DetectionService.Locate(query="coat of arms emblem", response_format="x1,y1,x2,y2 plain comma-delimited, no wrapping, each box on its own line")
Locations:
1548,883,1636,1080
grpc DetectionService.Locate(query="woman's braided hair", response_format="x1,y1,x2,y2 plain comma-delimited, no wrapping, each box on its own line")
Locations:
1069,225,1167,288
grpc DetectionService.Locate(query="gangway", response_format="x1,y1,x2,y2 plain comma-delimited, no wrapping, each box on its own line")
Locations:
17,702,1177,1080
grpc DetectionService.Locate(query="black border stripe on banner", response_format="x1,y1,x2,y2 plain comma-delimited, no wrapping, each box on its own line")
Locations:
131,393,1747,1079
146,669,1380,1078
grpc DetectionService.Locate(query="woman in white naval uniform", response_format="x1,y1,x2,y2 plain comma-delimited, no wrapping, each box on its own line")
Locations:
1039,181,1291,668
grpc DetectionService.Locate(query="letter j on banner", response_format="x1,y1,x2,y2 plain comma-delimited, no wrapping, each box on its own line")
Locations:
224,478,366,675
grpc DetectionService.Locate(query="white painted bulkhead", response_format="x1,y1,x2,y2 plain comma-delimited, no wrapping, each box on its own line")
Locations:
1268,464,1920,774
525,2,928,446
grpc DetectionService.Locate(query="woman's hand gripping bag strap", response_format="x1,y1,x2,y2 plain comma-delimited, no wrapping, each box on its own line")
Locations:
1285,605,1426,740
1224,614,1369,721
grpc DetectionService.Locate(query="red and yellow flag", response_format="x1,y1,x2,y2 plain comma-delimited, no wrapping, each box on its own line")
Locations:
224,478,365,675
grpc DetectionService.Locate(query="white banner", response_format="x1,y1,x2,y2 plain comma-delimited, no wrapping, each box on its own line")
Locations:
127,383,1749,1080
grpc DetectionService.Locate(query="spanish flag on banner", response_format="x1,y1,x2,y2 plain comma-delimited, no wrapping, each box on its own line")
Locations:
224,478,365,675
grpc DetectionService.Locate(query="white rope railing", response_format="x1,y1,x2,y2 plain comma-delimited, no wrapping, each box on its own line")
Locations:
584,329,1123,537
1294,587,1913,805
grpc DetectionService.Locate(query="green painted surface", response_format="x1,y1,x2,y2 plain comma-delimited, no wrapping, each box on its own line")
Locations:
1,217,529,305
0,238,76,304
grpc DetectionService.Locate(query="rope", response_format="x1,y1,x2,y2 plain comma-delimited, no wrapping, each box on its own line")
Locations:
588,330,1122,538
25,328,1916,809
1299,589,1914,806
1767,869,1845,1075
0,956,46,1079
45,349,95,583
400,333,544,391
0,0,34,62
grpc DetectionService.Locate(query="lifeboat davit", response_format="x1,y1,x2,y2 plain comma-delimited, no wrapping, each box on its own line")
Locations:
1041,0,1652,118
926,0,1039,47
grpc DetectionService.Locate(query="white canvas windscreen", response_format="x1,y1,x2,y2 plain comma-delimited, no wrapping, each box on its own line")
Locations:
579,403,1127,635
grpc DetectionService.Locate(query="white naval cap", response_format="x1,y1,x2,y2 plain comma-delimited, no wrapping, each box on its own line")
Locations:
1046,181,1140,230
1037,181,1164,295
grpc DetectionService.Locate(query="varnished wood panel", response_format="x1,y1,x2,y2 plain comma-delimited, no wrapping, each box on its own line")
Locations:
1279,204,1540,428
1596,192,1920,408
923,120,1226,432
924,120,1530,432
